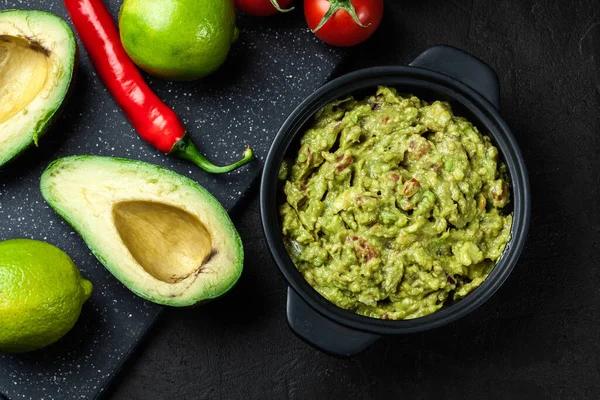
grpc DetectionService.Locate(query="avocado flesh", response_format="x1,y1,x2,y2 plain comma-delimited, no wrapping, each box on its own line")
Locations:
40,156,244,306
0,10,76,167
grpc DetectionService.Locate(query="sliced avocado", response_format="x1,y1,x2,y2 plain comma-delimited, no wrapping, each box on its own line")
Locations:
0,10,77,167
40,156,244,306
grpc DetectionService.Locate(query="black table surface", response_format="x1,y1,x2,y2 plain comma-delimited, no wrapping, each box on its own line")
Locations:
102,0,599,398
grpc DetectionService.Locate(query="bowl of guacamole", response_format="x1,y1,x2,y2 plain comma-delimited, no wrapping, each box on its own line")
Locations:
279,86,513,320
260,45,530,357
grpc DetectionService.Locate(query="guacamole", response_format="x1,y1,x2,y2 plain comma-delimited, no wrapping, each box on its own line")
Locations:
278,87,513,320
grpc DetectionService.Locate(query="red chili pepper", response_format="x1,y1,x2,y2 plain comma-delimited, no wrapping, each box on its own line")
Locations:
63,0,254,174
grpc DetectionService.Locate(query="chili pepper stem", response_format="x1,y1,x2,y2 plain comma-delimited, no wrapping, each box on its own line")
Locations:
171,134,254,174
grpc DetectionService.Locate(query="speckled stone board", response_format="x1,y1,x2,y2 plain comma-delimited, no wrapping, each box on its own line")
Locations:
0,1,343,398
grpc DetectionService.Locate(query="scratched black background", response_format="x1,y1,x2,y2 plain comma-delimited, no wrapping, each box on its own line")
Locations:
0,0,342,399
103,0,600,399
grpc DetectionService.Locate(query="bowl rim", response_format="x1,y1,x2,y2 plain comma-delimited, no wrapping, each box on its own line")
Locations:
260,65,531,335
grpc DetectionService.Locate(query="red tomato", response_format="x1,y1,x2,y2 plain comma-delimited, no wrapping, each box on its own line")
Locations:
304,0,384,47
235,0,295,17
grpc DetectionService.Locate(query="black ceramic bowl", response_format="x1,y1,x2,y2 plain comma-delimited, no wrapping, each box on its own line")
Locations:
260,45,531,357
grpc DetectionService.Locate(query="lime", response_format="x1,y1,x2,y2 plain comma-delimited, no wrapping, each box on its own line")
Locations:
119,0,238,81
0,239,93,353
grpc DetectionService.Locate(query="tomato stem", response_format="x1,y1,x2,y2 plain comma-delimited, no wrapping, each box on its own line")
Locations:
311,0,369,33
269,0,294,13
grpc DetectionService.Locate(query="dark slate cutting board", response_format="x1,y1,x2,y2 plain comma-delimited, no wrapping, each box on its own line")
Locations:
0,1,343,398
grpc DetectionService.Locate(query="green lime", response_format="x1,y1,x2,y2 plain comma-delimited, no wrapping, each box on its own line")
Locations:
119,0,238,81
0,239,93,353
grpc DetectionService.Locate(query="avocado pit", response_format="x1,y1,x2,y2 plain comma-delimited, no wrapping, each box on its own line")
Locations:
112,201,213,284
0,35,50,124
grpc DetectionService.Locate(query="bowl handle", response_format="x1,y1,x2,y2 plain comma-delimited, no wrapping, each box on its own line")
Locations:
409,45,501,109
286,288,379,357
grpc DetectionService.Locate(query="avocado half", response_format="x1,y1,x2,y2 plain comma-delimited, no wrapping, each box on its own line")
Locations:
0,10,77,167
40,156,244,306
